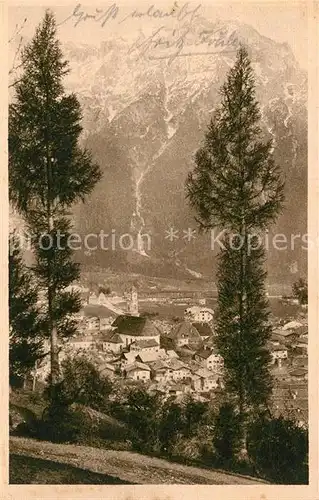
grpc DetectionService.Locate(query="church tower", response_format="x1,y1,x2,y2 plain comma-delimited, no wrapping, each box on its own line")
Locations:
127,285,139,316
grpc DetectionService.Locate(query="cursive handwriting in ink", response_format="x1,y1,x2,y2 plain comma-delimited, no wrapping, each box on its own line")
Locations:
128,25,191,65
57,3,119,28
196,27,240,49
128,24,239,64
119,2,202,25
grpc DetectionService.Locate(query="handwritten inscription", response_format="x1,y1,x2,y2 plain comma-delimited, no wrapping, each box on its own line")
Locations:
119,2,201,24
57,3,119,27
58,3,240,64
128,25,239,64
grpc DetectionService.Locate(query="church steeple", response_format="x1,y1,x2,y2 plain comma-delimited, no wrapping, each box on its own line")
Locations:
127,285,139,316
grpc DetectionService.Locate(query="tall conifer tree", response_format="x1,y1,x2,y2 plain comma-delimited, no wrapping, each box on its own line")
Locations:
9,10,102,388
186,47,284,433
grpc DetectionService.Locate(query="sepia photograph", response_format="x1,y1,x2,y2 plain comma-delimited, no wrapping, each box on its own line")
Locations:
4,0,316,491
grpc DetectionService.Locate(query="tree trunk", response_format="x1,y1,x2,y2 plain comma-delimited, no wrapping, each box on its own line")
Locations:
32,360,37,392
47,198,59,391
50,324,59,386
238,221,248,459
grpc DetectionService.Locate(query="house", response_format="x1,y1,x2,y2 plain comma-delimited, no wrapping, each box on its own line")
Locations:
168,321,202,348
68,335,96,350
194,348,224,372
152,358,191,382
98,362,118,379
124,362,151,382
192,322,213,339
111,315,160,347
176,344,196,359
135,350,166,364
129,338,160,353
166,358,192,382
151,360,171,383
184,306,214,323
119,351,137,366
270,345,288,363
98,331,125,354
192,368,219,392
167,383,190,397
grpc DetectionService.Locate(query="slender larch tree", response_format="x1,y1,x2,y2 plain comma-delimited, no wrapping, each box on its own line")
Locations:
9,10,102,391
186,46,284,444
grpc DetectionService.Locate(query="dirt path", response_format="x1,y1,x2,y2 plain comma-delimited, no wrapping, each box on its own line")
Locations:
10,436,267,485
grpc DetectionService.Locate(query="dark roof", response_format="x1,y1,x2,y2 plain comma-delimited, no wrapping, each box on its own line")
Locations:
112,315,160,337
195,348,214,359
98,331,124,344
130,338,159,349
169,322,202,341
192,323,213,337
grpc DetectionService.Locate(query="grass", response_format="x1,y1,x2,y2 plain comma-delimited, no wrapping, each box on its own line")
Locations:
10,436,268,485
10,453,133,484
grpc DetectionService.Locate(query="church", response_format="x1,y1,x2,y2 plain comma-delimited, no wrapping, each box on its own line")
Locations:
100,285,161,349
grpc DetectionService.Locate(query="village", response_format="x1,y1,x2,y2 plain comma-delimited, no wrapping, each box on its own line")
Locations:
34,285,308,426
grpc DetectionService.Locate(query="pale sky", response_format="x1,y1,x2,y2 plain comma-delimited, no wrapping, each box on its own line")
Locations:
8,1,308,69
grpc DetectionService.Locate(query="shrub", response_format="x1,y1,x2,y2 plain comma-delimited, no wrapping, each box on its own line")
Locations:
171,435,203,462
247,415,308,483
170,426,214,463
123,387,162,453
183,397,209,438
44,356,113,411
37,356,114,443
159,400,184,453
213,403,243,464
39,402,87,443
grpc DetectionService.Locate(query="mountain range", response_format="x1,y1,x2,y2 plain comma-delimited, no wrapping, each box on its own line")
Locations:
11,18,308,285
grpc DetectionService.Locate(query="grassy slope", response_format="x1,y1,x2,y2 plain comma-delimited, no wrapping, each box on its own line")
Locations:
10,436,267,485
10,454,133,484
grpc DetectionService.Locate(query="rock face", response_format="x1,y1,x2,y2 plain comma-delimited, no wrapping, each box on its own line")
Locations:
11,18,308,285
